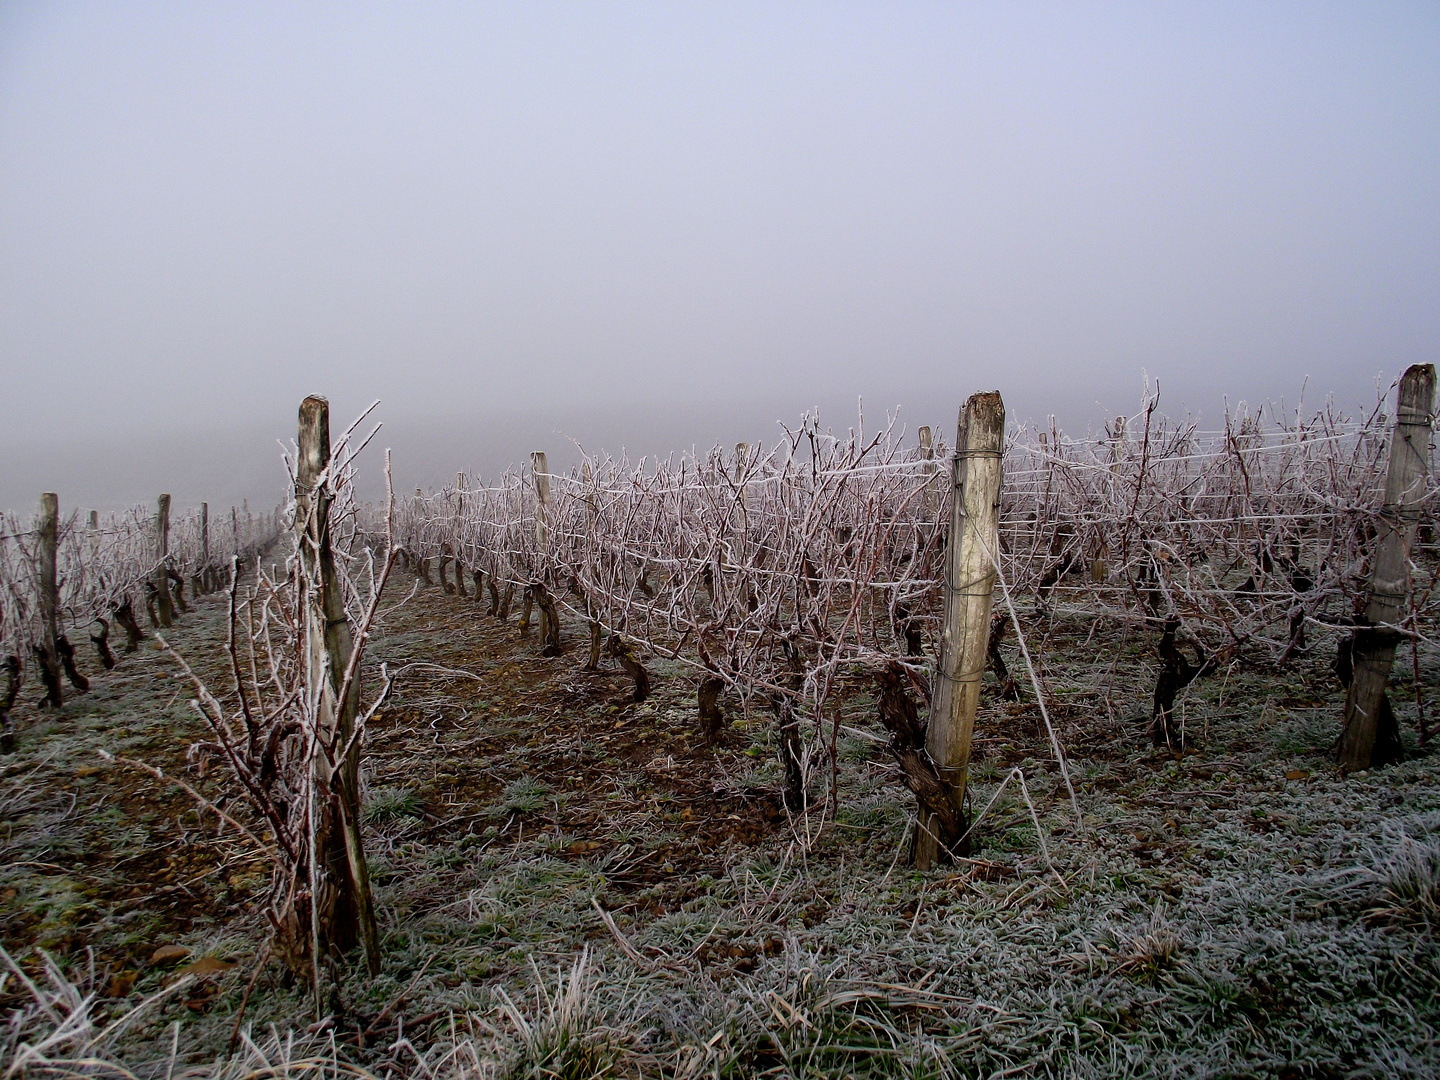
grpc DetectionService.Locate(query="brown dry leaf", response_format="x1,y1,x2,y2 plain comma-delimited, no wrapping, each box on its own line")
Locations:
150,944,192,965
1285,770,1310,781
105,971,138,998
180,956,237,977
76,765,104,778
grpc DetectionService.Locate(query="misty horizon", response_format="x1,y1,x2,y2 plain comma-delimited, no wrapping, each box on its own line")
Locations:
0,370,1406,516
2,3,1436,513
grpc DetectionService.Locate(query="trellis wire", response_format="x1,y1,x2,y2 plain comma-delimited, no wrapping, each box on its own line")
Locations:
386,392,1436,781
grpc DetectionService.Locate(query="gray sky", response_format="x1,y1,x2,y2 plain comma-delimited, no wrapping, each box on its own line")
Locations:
2,2,1437,510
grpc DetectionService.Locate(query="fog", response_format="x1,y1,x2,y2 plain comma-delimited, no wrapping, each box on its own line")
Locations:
1,3,1437,512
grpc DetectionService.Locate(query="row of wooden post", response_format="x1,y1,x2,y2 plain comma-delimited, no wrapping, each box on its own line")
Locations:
398,368,1431,870
10,492,277,722
463,394,1007,868
516,371,1431,862
906,371,1434,862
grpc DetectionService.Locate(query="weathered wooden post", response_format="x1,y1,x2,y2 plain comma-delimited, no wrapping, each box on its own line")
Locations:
734,443,756,612
915,391,1004,869
410,488,429,583
199,502,210,593
37,493,63,709
154,494,174,627
87,509,99,561
522,452,550,640
734,442,750,534
531,452,550,553
532,453,562,655
295,395,380,975
452,472,467,597
919,425,938,527
1338,364,1437,771
581,459,604,668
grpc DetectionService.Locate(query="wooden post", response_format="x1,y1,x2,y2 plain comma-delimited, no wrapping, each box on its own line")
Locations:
1338,364,1437,771
37,493,63,709
453,472,467,597
410,488,425,581
734,443,750,537
919,425,938,527
581,459,603,668
87,509,100,561
915,391,1004,869
521,453,549,639
531,452,550,555
154,494,174,627
296,395,380,975
734,443,755,611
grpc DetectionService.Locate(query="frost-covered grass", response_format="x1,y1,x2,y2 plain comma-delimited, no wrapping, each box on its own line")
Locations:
365,785,425,825
4,589,1438,1078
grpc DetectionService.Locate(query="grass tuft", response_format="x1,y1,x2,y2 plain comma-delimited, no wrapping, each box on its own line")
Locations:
1362,821,1440,928
1113,904,1186,984
500,777,552,816
365,785,424,824
484,950,632,1080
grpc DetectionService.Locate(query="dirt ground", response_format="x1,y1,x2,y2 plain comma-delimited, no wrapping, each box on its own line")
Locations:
4,567,1439,1078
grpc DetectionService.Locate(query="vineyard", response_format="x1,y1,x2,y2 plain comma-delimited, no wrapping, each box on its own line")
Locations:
2,373,1439,1079
0,499,282,746
405,382,1436,744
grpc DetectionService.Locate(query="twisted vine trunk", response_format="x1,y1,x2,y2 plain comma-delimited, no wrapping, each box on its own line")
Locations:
698,675,725,747
55,635,88,693
774,640,806,810
531,580,562,657
113,598,145,652
878,663,968,857
90,619,117,670
0,655,19,753
607,635,651,702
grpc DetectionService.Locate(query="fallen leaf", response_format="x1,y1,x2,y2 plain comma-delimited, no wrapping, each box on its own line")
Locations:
180,956,237,977
105,971,138,998
76,765,104,778
1285,770,1310,781
150,944,192,965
